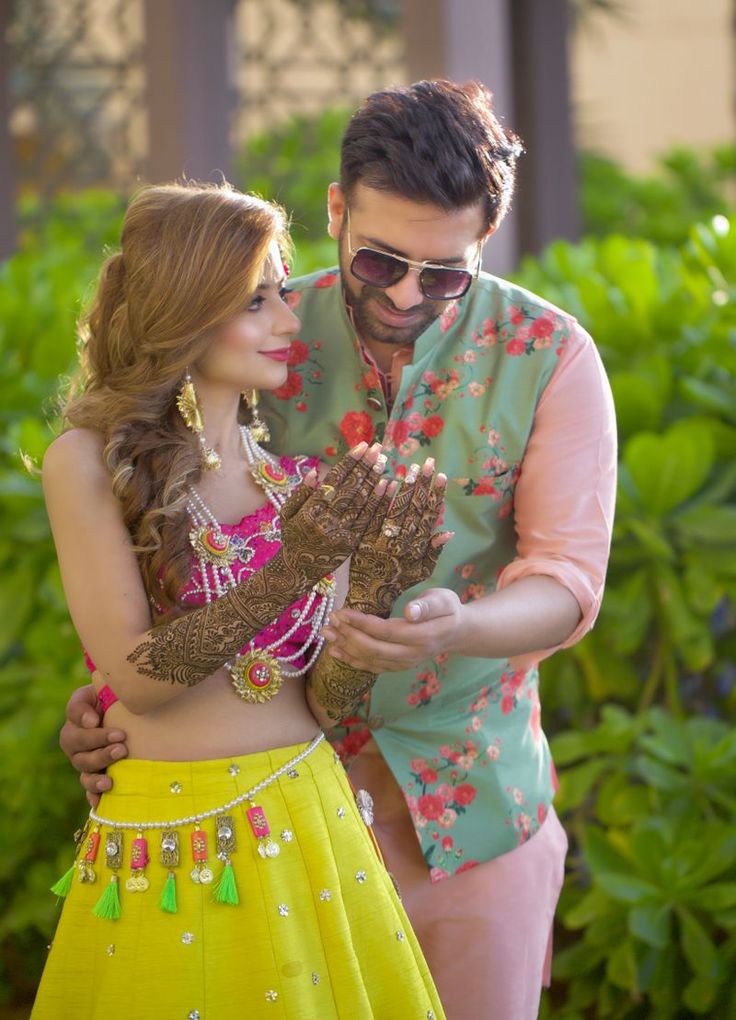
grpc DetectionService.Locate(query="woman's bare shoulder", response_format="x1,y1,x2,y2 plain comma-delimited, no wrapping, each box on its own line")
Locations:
42,428,107,489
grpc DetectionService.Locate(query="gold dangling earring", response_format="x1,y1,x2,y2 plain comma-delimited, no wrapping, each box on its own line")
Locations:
243,389,270,444
176,372,221,471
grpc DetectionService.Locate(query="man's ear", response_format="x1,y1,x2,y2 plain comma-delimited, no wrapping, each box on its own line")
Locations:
327,182,346,240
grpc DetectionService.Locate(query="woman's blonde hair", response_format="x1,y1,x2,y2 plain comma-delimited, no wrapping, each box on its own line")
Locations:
64,180,291,613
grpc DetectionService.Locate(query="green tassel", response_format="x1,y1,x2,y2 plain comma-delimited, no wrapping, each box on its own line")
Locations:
50,863,76,900
214,861,239,906
92,875,121,920
159,871,178,913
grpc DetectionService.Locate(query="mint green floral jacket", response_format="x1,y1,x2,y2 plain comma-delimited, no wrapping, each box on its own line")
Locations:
261,267,615,879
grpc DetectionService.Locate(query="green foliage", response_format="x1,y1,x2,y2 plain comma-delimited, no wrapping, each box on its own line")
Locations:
234,107,351,275
581,146,736,247
514,215,736,723
0,191,123,1006
515,218,736,1017
546,707,736,1018
2,139,735,1014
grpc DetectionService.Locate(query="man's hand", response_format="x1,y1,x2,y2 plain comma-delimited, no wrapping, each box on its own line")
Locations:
322,587,464,673
60,684,128,807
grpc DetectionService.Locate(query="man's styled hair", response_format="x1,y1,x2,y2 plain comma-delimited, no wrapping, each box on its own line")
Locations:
340,79,523,231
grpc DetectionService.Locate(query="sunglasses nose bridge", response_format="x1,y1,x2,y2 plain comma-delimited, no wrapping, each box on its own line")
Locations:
384,262,426,308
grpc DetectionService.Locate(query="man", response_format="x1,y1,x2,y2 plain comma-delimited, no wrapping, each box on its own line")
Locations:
61,79,616,1019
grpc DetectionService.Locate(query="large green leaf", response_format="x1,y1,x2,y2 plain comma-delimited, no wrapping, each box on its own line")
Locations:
677,907,719,978
596,872,661,904
623,421,714,517
629,901,672,948
674,504,736,546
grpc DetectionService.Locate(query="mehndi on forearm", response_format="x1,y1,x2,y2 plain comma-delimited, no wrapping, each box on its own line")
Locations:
307,652,377,723
127,549,310,687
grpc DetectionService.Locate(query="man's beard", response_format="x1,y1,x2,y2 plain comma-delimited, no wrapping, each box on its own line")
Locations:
342,278,443,348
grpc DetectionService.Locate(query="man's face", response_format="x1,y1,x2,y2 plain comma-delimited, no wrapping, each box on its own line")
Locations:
330,182,487,349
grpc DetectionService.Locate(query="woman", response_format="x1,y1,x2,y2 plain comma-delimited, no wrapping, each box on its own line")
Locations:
32,181,447,1019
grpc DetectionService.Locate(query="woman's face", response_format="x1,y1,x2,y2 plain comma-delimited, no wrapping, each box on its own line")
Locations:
195,246,300,394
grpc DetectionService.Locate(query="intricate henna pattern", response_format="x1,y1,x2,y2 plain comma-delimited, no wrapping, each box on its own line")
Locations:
128,449,389,687
307,655,376,723
306,470,446,722
345,471,446,618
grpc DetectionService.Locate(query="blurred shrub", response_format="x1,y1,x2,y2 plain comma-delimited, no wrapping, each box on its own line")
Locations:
515,216,736,1017
0,191,124,1007
1,141,735,1015
544,706,736,1018
235,106,351,275
581,145,736,247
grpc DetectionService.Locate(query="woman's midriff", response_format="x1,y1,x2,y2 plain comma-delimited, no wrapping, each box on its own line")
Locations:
94,667,320,761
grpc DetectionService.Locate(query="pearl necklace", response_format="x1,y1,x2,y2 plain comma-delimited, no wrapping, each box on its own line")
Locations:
186,427,335,704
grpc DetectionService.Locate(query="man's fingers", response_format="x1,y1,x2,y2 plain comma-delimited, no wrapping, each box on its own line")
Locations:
328,609,410,642
65,683,100,727
81,771,112,795
59,718,126,758
328,640,409,673
403,587,460,623
70,743,127,775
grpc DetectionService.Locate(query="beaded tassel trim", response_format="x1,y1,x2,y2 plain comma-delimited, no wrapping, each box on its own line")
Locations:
52,733,325,919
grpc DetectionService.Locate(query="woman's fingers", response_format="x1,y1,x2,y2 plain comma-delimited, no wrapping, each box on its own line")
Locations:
312,443,386,517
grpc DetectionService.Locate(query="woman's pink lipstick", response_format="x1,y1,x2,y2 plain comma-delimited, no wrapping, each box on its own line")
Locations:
261,348,291,362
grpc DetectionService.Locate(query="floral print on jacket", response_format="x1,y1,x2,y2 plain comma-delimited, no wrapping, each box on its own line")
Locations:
261,267,573,877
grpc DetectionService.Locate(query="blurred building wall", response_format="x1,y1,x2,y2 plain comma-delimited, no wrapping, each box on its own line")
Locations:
572,0,734,171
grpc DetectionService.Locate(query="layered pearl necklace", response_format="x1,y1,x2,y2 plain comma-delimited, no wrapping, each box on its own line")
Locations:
186,426,335,704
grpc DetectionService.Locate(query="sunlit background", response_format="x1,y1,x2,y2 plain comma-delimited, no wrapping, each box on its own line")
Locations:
1,2,734,1017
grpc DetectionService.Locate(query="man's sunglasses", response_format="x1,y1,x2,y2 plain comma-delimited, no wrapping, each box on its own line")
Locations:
345,208,483,301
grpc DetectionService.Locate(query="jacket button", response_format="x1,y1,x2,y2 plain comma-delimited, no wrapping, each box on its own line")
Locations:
366,396,383,411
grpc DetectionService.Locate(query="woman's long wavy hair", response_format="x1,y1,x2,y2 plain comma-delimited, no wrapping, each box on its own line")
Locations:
63,181,291,615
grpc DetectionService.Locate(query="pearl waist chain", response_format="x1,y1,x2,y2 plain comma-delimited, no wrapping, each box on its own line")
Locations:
88,731,325,831
50,732,337,919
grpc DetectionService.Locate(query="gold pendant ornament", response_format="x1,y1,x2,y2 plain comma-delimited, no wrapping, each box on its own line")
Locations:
176,373,222,471
189,525,236,566
253,460,291,493
228,651,285,704
243,389,270,444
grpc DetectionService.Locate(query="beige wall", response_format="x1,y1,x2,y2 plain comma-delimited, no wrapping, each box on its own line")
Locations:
571,0,734,171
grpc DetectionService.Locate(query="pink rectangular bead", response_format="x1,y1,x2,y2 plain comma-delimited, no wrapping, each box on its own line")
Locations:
246,805,270,838
131,836,149,870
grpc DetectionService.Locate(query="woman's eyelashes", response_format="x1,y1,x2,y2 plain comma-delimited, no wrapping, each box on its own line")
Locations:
248,284,289,312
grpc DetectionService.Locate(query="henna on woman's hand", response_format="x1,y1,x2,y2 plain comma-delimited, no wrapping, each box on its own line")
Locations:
306,462,449,722
128,444,391,688
307,654,376,723
345,462,448,618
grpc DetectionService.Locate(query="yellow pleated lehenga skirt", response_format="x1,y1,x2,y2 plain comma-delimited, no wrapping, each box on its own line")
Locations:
32,734,444,1020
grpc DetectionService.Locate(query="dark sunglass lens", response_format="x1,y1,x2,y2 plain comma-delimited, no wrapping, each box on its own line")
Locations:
420,267,472,300
351,249,407,288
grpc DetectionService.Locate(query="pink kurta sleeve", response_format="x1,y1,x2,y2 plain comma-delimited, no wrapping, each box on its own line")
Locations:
496,322,617,669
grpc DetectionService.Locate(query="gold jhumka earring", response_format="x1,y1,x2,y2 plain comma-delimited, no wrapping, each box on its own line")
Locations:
243,389,270,444
176,373,222,471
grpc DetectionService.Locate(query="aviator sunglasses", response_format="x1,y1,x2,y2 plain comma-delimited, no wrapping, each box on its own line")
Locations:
345,208,483,301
